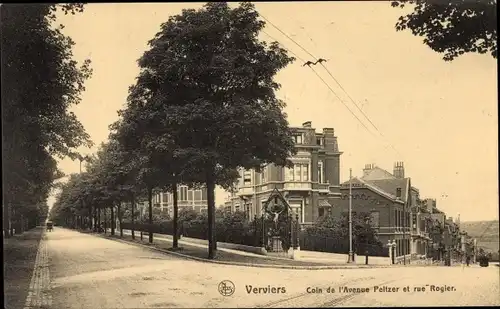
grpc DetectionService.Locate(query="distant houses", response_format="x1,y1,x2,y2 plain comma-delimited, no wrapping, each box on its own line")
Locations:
222,120,472,263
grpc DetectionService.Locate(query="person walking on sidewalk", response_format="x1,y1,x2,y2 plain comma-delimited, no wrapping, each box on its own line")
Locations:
466,254,471,267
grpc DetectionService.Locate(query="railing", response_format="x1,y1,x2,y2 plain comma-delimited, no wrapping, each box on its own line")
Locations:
316,183,330,191
379,227,410,234
239,187,254,195
284,182,312,190
299,233,389,257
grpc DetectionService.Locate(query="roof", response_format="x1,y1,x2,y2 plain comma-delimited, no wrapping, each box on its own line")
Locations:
319,200,331,207
361,166,396,181
365,178,410,203
340,177,405,204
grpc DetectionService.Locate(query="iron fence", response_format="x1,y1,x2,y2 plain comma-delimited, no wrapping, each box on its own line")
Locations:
299,233,389,257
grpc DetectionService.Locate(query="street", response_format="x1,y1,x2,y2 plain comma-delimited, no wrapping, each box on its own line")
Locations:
25,228,497,308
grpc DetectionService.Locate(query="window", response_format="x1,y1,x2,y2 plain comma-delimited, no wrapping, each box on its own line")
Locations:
180,186,188,201
235,204,240,212
261,166,267,183
302,164,309,181
290,201,304,223
295,164,301,180
293,134,303,144
285,167,294,181
194,190,202,201
316,137,323,145
285,163,310,182
318,208,325,217
243,170,252,186
318,161,324,183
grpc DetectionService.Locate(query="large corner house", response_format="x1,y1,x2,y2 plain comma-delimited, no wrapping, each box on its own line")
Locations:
224,121,343,227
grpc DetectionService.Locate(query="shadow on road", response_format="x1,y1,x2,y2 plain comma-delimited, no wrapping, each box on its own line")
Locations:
3,227,43,309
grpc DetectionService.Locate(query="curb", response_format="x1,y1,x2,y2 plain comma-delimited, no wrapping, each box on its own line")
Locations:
91,232,433,270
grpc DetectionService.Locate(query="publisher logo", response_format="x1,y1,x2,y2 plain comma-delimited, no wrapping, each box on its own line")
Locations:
218,280,235,296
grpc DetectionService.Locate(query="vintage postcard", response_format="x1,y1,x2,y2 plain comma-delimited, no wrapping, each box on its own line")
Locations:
2,1,498,308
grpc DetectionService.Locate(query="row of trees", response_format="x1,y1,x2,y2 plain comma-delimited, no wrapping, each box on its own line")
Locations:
2,4,92,236
50,2,297,259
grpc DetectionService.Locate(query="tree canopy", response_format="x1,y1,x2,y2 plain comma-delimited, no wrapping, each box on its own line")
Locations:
1,4,92,233
112,2,297,258
392,0,497,61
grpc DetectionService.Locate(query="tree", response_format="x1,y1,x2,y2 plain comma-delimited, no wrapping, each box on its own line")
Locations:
311,212,382,249
1,4,92,236
123,2,296,259
392,1,497,61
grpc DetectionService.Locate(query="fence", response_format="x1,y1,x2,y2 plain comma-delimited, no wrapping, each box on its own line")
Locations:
299,233,389,257
121,221,176,236
122,218,262,248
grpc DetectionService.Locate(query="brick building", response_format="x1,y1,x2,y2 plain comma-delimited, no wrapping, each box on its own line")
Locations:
336,162,431,262
225,121,342,226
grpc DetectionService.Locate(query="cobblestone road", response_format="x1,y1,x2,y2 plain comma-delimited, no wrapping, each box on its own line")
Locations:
43,228,499,308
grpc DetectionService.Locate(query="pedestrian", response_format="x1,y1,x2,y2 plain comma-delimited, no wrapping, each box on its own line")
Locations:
466,255,470,267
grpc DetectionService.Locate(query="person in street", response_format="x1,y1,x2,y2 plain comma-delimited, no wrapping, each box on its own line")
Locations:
466,254,471,266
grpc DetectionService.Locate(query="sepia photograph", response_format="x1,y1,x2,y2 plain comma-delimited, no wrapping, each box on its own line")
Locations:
2,1,499,308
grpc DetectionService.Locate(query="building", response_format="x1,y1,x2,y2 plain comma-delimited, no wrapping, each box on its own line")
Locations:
225,121,343,226
336,162,431,262
422,198,437,213
153,186,208,216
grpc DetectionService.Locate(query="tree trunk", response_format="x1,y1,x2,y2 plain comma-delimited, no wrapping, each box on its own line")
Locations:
20,214,25,234
97,207,101,232
206,169,217,259
10,208,15,236
148,187,153,244
93,207,97,232
172,182,179,249
131,194,136,240
3,203,9,238
88,202,92,231
111,205,115,236
117,202,123,237
104,208,107,234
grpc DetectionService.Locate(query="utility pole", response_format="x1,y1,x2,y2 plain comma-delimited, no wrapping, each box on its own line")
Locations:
473,238,477,263
253,169,258,219
348,168,354,263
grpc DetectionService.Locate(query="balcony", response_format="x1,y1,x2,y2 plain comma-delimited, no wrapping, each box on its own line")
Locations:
316,183,330,192
378,227,410,234
284,182,312,190
239,187,255,195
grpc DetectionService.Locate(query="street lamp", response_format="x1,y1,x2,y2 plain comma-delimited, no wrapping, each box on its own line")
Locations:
241,196,249,220
387,240,397,264
363,215,371,265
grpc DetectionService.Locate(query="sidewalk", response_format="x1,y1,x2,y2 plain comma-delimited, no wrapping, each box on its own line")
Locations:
3,227,44,309
105,231,344,268
99,228,428,269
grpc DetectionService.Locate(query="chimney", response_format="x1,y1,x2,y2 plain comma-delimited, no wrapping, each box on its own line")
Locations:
362,163,374,177
393,161,405,178
302,121,312,128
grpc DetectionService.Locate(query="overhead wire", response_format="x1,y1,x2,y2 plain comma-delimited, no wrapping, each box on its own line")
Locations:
261,14,381,132
259,13,403,157
262,29,375,135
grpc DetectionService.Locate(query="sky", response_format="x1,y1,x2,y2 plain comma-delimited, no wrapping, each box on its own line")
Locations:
48,2,498,222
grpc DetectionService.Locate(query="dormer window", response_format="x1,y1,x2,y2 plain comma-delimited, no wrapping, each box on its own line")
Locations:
293,134,303,144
